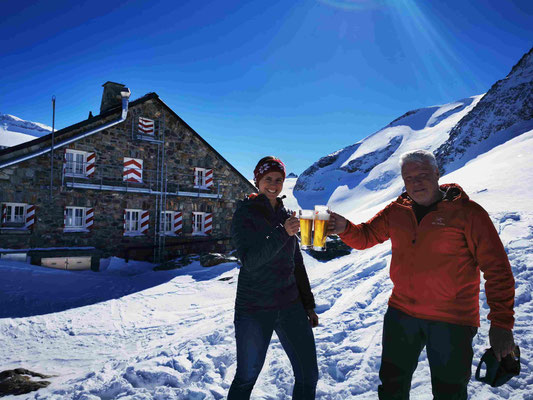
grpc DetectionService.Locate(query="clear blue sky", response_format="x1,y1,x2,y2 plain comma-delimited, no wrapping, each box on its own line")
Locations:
1,0,532,178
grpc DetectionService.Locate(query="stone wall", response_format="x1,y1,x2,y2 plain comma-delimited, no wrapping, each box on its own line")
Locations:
0,97,254,260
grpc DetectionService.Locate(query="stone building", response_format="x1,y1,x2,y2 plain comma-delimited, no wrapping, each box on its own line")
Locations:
0,82,255,267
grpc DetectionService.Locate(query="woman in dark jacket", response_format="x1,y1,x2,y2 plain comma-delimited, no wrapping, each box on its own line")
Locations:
227,156,319,400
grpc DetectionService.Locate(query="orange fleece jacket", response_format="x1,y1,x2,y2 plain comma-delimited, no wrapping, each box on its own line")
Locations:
339,184,515,330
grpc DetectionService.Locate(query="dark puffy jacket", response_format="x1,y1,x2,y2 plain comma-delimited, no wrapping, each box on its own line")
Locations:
231,193,315,311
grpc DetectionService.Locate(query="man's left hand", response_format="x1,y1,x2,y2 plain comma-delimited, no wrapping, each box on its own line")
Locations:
489,326,515,361
306,309,319,328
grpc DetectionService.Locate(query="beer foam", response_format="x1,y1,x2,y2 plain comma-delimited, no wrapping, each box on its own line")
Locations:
314,211,330,220
299,210,314,219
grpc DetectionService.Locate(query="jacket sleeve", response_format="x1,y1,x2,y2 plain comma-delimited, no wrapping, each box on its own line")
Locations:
339,205,391,250
293,245,316,310
465,202,515,330
231,206,290,276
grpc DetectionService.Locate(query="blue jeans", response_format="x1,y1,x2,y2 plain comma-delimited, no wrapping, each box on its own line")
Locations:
378,307,477,400
227,302,318,400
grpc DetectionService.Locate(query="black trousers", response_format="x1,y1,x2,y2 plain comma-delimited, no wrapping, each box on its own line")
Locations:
378,306,477,400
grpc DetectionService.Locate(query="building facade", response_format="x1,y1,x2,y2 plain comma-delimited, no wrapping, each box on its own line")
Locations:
0,82,255,263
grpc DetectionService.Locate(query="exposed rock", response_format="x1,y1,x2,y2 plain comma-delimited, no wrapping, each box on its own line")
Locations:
306,236,352,261
200,253,238,267
0,369,54,397
435,47,533,174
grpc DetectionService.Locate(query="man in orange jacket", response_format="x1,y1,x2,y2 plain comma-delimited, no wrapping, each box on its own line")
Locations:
328,150,515,400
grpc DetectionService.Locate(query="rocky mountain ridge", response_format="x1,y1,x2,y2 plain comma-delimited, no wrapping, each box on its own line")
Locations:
294,47,533,211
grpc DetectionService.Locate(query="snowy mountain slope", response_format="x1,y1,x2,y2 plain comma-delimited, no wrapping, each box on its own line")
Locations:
294,48,533,216
436,47,533,174
293,95,482,214
0,114,52,148
0,129,532,400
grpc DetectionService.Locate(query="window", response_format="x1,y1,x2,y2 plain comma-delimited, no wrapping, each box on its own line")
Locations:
194,168,206,188
1,203,34,230
194,168,213,188
192,212,205,234
160,211,173,234
192,212,212,235
65,207,85,229
65,150,88,177
2,203,26,226
125,209,141,233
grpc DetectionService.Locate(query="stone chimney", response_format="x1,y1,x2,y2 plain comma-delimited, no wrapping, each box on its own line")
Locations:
100,81,126,114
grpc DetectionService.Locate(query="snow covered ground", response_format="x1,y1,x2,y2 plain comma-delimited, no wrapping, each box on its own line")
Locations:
1,131,532,399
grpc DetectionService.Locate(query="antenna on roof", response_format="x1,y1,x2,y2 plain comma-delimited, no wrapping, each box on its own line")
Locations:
50,96,56,200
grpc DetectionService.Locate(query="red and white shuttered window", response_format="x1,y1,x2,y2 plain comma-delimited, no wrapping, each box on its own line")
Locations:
192,212,212,235
64,149,95,177
123,158,143,183
159,211,183,235
194,168,213,189
1,203,34,230
63,207,94,231
124,209,149,235
138,117,155,135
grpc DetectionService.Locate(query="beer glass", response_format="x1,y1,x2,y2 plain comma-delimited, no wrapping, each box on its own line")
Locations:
313,205,330,251
299,210,314,250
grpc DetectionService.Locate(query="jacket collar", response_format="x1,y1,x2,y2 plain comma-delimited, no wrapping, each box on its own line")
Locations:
394,183,468,208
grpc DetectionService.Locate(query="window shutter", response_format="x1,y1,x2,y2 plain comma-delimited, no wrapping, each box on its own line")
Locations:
86,152,96,177
1,204,6,226
194,168,199,186
205,169,213,188
192,212,197,233
173,212,183,235
62,149,67,182
123,158,143,183
63,207,67,228
138,117,155,135
25,205,35,230
123,210,127,235
140,210,149,234
85,207,94,230
204,213,212,235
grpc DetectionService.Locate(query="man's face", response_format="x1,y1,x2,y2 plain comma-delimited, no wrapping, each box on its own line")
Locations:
401,161,441,206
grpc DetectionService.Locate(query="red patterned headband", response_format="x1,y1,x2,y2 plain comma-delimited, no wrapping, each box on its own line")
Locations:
253,158,286,186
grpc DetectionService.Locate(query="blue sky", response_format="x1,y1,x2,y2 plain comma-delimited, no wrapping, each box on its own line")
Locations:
1,0,532,177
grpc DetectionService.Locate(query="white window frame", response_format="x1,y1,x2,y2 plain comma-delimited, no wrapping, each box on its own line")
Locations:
125,209,142,234
192,211,206,235
160,211,174,235
65,149,89,178
65,206,86,230
194,168,207,189
3,202,26,226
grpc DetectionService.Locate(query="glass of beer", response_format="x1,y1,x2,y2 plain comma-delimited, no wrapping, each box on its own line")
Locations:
299,210,314,250
313,205,330,251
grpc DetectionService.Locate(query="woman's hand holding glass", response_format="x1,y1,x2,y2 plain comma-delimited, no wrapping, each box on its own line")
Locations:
284,211,300,236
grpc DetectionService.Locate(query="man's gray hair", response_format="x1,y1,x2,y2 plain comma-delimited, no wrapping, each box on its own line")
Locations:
399,150,438,169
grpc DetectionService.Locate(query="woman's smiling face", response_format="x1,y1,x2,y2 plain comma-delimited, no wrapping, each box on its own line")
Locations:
257,171,284,204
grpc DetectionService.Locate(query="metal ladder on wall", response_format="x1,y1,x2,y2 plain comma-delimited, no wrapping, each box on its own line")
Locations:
153,113,167,264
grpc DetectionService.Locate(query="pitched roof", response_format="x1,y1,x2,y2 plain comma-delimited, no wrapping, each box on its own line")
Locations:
0,92,255,191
